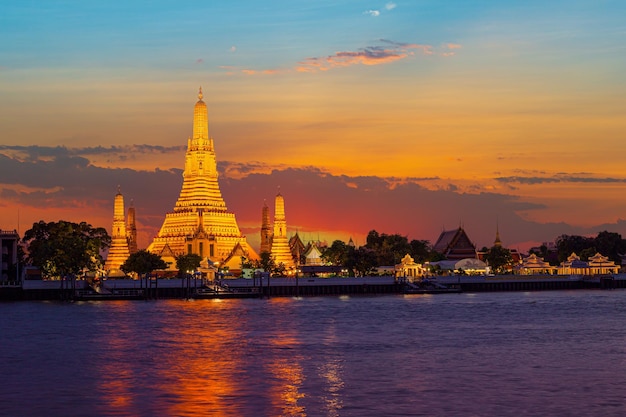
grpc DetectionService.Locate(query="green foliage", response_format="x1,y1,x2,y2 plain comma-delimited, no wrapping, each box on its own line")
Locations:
322,240,350,266
485,245,514,274
176,253,203,275
365,230,412,266
121,250,168,277
409,239,431,263
256,251,276,273
350,247,378,277
22,220,110,278
556,232,626,264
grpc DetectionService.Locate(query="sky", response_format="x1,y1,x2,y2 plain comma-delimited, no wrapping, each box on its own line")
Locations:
1,0,626,254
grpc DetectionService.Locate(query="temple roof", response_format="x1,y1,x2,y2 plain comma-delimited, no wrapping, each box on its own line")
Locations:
432,227,477,260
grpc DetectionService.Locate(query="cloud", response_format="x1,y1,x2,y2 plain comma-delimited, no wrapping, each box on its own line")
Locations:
230,39,456,76
495,174,626,185
364,2,396,16
296,42,433,73
3,146,625,253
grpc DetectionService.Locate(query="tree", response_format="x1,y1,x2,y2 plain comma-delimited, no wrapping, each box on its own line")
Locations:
22,220,110,279
322,240,350,266
351,247,378,277
594,231,626,264
120,250,168,278
485,245,514,274
256,252,276,273
409,239,431,263
556,234,594,263
364,230,411,266
176,253,203,277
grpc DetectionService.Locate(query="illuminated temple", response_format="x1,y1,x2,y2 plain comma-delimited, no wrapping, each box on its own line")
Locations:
104,187,131,274
147,88,258,264
269,191,296,269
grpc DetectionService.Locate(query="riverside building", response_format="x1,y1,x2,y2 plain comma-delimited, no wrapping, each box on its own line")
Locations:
147,88,258,264
103,187,132,274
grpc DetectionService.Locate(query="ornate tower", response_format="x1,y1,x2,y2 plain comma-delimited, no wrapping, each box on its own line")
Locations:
147,88,258,263
270,191,295,268
104,187,131,273
127,201,138,254
260,201,272,254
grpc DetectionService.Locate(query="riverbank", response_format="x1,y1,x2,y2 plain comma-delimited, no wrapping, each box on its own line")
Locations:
1,274,624,301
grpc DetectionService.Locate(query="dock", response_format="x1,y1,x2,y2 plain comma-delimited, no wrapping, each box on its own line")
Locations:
1,273,625,301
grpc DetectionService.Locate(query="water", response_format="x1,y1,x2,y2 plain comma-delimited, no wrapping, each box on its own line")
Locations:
2,290,626,416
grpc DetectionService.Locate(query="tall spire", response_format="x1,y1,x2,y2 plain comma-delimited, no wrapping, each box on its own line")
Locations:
147,89,259,265
271,190,295,268
104,187,131,273
192,86,208,141
260,200,272,254
494,221,502,247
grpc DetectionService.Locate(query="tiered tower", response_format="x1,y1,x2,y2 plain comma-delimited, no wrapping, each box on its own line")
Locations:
147,88,258,262
127,201,138,254
260,201,272,254
270,191,295,268
104,187,131,273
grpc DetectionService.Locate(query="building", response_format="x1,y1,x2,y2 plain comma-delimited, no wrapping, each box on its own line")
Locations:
269,191,295,269
432,227,477,260
147,88,258,264
104,187,131,274
0,229,19,282
260,201,272,254
126,200,138,254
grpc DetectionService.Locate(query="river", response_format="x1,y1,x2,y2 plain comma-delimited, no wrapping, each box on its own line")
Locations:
2,290,626,416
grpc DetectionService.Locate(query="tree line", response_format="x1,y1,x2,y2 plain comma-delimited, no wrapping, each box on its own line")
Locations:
15,220,626,279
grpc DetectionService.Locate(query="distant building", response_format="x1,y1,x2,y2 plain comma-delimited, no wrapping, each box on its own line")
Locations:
289,233,306,265
260,201,272,254
432,227,477,260
303,242,323,266
0,229,19,281
147,88,258,264
269,191,295,269
104,187,131,274
126,200,138,255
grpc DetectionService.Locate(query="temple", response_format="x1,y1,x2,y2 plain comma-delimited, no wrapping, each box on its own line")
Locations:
260,201,272,254
147,88,258,264
432,226,477,260
104,187,131,274
269,191,295,268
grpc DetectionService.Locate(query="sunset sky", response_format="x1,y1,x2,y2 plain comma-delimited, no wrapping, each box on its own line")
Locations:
1,1,625,253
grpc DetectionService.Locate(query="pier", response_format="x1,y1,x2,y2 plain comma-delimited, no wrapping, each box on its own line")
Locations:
1,273,626,301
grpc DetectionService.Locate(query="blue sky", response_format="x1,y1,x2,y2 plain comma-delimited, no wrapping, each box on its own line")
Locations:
1,0,626,251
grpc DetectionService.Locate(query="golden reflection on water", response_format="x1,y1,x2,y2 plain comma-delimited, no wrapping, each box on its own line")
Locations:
265,298,306,417
90,298,348,416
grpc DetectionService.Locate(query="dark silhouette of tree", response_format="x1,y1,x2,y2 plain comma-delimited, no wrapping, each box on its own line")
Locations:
256,252,276,273
364,230,411,266
22,220,110,279
556,234,594,263
121,250,167,278
351,247,378,277
409,239,431,263
322,240,350,266
594,231,625,264
485,245,514,274
176,253,203,277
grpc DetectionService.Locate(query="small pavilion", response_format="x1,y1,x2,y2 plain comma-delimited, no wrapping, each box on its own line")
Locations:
518,253,557,275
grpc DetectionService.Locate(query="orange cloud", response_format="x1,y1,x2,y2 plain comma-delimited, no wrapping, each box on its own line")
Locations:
228,39,456,76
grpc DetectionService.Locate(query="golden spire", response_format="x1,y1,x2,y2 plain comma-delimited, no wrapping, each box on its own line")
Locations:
193,86,208,140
